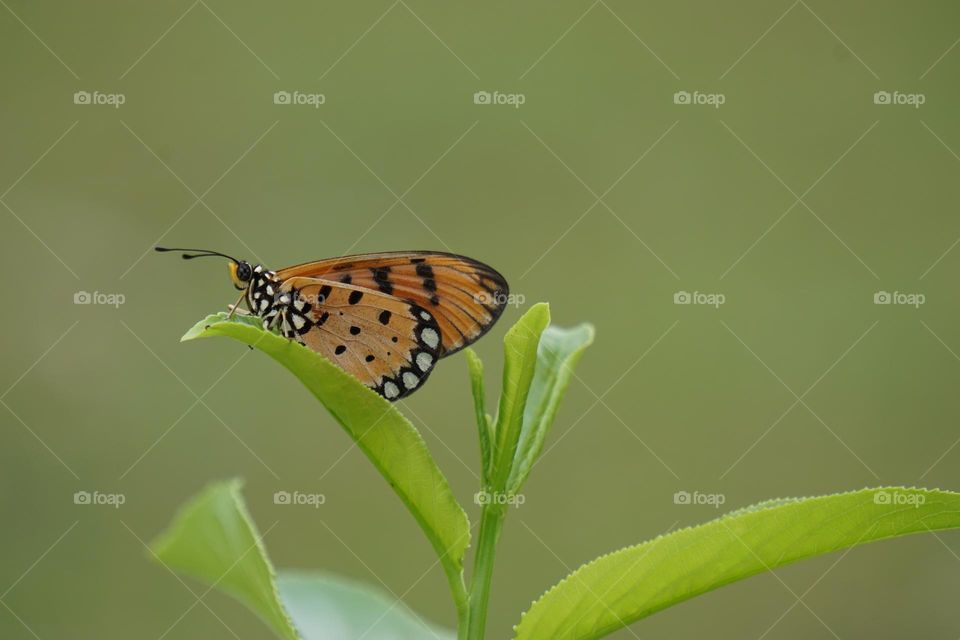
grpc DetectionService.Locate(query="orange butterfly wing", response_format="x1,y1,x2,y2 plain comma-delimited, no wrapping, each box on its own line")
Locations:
276,251,509,355
277,276,442,400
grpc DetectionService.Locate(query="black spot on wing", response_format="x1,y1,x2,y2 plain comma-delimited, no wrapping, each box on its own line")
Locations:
372,266,393,294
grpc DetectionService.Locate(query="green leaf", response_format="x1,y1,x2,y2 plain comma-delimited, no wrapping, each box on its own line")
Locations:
506,323,594,494
515,487,960,640
278,571,455,640
182,313,470,600
491,303,550,490
151,479,299,640
465,348,493,484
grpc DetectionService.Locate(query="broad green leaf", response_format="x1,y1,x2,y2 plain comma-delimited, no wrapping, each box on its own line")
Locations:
506,323,594,493
278,571,454,640
182,313,471,590
515,487,960,640
151,479,299,640
492,303,550,489
465,348,493,483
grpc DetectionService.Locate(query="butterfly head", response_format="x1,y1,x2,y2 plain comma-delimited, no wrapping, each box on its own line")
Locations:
155,246,253,291
228,260,254,290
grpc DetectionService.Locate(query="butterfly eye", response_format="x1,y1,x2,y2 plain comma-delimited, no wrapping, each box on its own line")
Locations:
236,262,252,282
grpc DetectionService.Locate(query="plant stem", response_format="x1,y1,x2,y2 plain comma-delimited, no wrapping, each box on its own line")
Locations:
466,502,507,640
450,569,470,639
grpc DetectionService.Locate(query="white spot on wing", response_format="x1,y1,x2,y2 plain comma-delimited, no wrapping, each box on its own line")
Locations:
420,311,431,321
292,315,306,330
416,352,433,372
383,381,400,399
402,372,419,389
421,327,439,349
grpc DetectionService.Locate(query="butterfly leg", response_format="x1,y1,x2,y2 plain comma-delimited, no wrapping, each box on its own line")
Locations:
261,308,281,332
226,291,247,320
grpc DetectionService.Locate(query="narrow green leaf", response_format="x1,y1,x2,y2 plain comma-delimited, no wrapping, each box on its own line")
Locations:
492,303,550,489
182,313,471,594
515,487,960,640
151,479,299,640
506,323,594,494
465,348,493,484
278,571,455,640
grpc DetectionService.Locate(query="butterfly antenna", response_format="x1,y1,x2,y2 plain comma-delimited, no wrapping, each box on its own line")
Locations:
155,246,241,263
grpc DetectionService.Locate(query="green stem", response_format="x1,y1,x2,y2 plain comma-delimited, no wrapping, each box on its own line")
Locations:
466,502,507,640
436,550,469,638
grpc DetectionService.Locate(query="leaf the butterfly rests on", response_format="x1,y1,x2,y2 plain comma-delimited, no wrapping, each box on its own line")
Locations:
156,247,510,401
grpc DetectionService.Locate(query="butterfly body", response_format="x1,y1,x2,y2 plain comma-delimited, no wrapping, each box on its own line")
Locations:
161,248,509,400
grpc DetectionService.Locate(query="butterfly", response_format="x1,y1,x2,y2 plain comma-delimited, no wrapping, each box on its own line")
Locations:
157,247,509,400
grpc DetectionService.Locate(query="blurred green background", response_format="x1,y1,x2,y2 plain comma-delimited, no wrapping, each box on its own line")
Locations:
3,1,960,638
